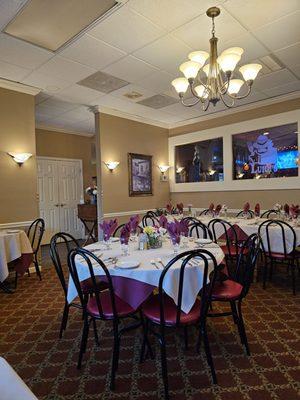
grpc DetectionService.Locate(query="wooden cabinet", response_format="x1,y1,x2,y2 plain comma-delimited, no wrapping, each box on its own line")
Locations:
77,204,97,244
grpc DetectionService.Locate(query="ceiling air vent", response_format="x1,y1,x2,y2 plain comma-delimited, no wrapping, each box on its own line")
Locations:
3,0,122,52
123,91,143,100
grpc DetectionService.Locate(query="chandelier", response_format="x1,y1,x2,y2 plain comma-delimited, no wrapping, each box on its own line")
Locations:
172,7,262,110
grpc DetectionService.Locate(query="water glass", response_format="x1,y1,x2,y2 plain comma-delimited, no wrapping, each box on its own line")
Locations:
121,243,129,256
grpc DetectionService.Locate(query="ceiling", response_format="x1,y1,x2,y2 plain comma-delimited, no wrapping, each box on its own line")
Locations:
0,0,299,135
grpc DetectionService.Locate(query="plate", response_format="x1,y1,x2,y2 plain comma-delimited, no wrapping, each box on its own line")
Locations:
195,238,212,245
115,260,140,269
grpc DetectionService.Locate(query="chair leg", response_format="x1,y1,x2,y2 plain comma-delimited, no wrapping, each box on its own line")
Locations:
77,316,89,369
196,325,203,353
140,315,154,363
59,302,69,339
110,322,120,390
34,256,42,281
237,301,250,356
202,325,217,384
159,336,169,400
269,259,274,281
262,259,268,289
92,318,100,346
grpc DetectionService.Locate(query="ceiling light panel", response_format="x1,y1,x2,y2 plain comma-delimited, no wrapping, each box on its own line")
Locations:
137,94,178,109
4,0,118,51
78,71,129,94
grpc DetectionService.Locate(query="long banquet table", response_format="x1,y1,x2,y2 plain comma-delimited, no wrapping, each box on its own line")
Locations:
67,238,224,314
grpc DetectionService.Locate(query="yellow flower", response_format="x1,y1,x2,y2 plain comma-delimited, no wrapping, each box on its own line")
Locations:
144,226,155,235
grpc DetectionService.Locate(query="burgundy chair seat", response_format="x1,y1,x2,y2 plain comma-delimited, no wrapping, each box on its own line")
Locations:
80,277,108,294
265,250,300,260
142,294,201,326
221,244,249,256
211,279,243,301
87,291,135,319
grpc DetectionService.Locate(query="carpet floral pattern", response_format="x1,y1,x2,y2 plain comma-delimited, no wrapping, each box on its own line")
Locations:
0,266,299,400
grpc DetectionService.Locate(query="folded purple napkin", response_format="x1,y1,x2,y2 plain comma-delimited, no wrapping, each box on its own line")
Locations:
100,219,118,241
179,219,189,237
159,215,168,228
284,203,290,215
177,202,184,214
120,222,131,245
166,221,181,245
129,215,140,233
243,202,250,212
215,204,222,215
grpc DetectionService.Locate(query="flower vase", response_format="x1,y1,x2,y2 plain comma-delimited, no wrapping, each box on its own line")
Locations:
90,194,97,205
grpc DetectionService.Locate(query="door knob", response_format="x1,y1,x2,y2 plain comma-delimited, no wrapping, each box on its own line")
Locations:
54,204,59,207
60,203,66,207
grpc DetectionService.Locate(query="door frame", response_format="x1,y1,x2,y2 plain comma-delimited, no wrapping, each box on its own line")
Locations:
36,156,85,239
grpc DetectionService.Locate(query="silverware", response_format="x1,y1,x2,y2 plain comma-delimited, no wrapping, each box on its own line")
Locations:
150,259,160,269
156,258,165,268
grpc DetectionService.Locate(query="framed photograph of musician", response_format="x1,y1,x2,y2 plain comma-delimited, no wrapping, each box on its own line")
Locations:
128,153,153,196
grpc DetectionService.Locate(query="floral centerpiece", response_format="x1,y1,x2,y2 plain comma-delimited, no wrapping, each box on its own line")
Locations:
143,226,162,249
85,186,97,204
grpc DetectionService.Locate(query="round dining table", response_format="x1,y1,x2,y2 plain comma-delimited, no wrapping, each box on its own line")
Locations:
67,238,225,314
0,230,33,289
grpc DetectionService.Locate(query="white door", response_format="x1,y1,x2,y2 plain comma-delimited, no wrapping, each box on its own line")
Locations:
37,157,84,241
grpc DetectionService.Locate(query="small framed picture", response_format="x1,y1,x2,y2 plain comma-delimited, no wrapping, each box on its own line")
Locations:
128,153,153,196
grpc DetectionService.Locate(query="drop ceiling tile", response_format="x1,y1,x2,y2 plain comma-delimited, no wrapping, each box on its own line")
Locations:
0,0,27,31
35,55,96,83
274,42,300,68
172,7,247,51
135,70,175,92
220,33,270,65
0,60,30,81
163,101,206,118
253,69,296,91
133,34,191,75
261,80,300,97
253,11,300,51
59,34,126,70
232,90,267,106
55,84,103,104
137,94,178,109
78,71,129,94
290,64,300,79
58,106,92,122
22,71,71,94
0,33,53,69
103,55,158,83
129,0,226,31
88,6,165,53
110,84,156,102
224,0,300,30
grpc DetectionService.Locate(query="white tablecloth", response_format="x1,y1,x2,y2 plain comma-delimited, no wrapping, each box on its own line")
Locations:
198,217,300,254
67,239,224,314
0,230,32,282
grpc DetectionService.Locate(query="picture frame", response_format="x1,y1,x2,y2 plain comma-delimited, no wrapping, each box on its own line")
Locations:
128,153,153,196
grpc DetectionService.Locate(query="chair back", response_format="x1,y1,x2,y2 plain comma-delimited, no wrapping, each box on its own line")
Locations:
158,249,220,327
235,234,260,297
146,210,158,218
199,209,209,216
113,223,125,237
181,217,198,225
68,248,117,319
260,209,279,218
27,218,45,254
235,210,254,218
189,221,213,240
208,218,238,258
50,232,80,297
258,219,296,258
142,214,159,227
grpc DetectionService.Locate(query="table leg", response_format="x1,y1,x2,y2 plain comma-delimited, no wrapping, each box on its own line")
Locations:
81,219,97,246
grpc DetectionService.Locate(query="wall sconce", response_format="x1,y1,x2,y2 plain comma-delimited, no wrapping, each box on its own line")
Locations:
176,167,185,174
8,152,32,166
158,165,170,182
104,161,120,172
208,169,216,176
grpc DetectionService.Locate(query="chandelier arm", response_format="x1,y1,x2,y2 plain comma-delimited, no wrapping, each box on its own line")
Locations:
202,99,210,111
226,84,252,100
180,96,203,108
219,92,235,108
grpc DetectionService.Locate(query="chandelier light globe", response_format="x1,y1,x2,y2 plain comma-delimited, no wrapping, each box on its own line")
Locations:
227,79,244,95
172,6,262,110
217,53,241,72
194,85,209,99
239,63,263,82
188,51,209,66
179,61,201,80
221,47,244,57
172,77,189,94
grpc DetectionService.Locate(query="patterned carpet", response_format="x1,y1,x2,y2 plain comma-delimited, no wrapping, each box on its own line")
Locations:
0,252,299,400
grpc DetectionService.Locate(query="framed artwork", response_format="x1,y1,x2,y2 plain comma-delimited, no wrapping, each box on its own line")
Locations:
174,137,224,183
232,122,298,180
128,153,153,196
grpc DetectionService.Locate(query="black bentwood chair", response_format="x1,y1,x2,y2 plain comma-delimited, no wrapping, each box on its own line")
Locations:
27,218,45,280
205,234,260,356
260,209,279,219
258,220,300,295
235,209,254,218
140,249,220,399
189,221,213,240
68,248,141,390
142,213,159,227
199,209,210,216
50,232,105,339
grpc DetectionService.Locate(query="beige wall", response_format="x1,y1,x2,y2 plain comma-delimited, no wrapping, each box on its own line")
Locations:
0,88,38,224
36,129,96,199
169,99,300,209
99,113,170,214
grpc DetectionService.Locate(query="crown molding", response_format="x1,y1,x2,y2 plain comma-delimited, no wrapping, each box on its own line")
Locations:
36,123,94,137
0,78,40,96
168,91,300,130
91,105,169,129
